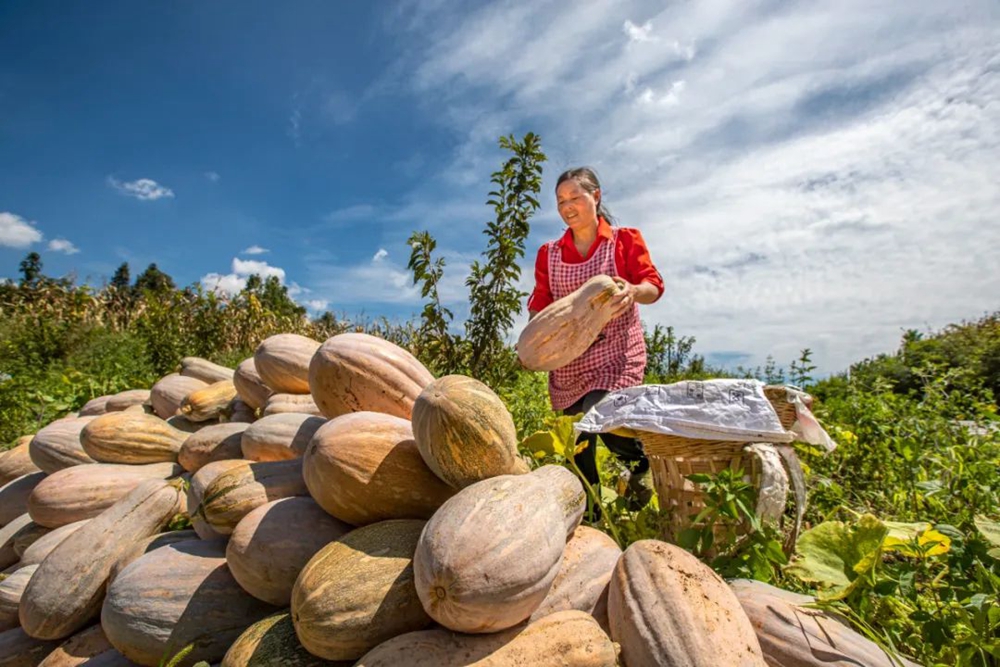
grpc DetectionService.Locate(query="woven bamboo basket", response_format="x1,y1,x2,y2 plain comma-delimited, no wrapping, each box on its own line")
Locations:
638,385,808,545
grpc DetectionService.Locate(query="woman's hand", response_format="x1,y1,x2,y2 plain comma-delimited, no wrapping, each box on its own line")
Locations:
610,278,658,315
610,278,637,315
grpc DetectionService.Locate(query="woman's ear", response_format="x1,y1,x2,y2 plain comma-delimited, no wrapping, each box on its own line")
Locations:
593,188,601,207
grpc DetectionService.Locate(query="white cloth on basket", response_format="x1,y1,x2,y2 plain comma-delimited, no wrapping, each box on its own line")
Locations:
575,379,795,443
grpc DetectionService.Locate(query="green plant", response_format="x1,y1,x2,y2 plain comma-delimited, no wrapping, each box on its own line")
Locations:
407,230,461,375
677,468,788,583
465,132,546,388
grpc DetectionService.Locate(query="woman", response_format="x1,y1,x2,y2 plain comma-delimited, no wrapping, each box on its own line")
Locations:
527,167,664,503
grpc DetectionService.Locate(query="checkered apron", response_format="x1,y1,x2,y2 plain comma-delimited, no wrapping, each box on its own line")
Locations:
547,228,647,410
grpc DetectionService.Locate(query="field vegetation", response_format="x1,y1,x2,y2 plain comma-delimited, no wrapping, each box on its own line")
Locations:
2,135,998,665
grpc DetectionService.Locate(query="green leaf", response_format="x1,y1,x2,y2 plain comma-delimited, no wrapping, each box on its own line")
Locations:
974,515,1000,548
677,528,701,550
882,521,951,557
785,514,888,600
764,539,789,565
519,415,581,460
599,485,619,504
521,430,561,460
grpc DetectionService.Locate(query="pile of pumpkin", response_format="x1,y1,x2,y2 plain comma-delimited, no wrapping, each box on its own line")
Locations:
0,331,919,667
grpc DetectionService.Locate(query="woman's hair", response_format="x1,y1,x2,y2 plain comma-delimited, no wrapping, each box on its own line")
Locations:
556,166,615,224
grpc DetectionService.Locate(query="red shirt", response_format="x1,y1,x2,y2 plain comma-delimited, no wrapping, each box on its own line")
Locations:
527,217,664,312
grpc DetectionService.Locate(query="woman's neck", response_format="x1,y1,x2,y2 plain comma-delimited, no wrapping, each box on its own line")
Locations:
572,221,598,256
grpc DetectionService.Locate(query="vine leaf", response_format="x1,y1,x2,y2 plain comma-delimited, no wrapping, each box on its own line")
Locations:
785,514,887,600
974,515,1000,559
882,521,951,558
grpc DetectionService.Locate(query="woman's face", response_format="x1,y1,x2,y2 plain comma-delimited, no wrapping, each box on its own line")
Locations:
556,179,599,233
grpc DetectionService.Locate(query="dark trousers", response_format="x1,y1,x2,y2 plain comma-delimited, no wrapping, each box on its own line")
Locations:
564,390,649,487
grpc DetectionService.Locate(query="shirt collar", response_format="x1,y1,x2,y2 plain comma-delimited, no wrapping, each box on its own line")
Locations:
557,216,613,249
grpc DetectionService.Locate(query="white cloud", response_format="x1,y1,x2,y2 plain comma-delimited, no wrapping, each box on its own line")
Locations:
635,80,686,106
47,238,79,255
324,204,379,224
286,282,308,298
288,106,302,145
200,258,289,296
200,272,246,296
0,212,43,248
205,171,220,182
305,299,330,311
623,19,654,43
373,248,388,262
232,258,285,281
379,0,1000,375
241,245,269,255
323,91,358,125
108,177,174,201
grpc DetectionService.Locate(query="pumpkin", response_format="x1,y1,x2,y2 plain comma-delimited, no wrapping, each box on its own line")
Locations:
308,333,433,420
180,356,235,384
198,459,308,536
529,525,621,632
79,395,113,417
108,530,199,586
303,412,454,526
29,418,96,474
18,479,185,640
223,397,256,424
233,358,273,411
226,497,352,606
105,389,152,413
11,521,50,560
0,628,61,667
240,414,324,462
355,609,619,667
517,275,623,371
80,412,187,465
0,515,34,570
27,462,182,528
608,540,766,667
222,611,348,667
164,414,210,434
18,520,88,568
262,393,322,417
291,519,431,661
60,649,137,666
254,334,320,394
179,380,238,422
0,438,40,486
413,465,584,633
36,624,115,667
178,423,249,472
149,374,208,419
0,473,47,527
412,375,528,488
187,459,250,541
729,579,922,667
0,564,37,631
102,539,278,666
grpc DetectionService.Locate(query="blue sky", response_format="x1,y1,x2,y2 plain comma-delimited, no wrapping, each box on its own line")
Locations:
2,1,998,375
